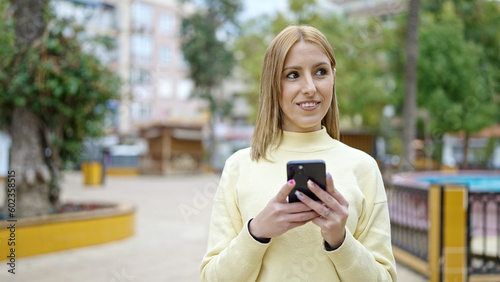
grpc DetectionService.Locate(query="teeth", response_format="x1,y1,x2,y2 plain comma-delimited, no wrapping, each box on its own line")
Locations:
300,102,317,107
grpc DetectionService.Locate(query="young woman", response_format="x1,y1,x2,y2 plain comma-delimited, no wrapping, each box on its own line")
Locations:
201,25,397,281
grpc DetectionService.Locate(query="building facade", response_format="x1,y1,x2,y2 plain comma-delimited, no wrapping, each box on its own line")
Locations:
55,0,206,135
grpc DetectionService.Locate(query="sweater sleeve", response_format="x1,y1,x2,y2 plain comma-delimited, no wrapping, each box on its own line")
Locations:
325,159,397,281
200,154,270,281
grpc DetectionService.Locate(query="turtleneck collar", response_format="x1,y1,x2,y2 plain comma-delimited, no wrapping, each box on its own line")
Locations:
276,127,338,153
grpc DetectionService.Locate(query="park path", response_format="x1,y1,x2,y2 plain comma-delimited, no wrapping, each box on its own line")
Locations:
0,171,426,281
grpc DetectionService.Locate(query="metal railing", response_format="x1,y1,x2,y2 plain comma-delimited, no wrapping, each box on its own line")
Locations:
387,183,429,261
386,179,500,280
468,192,500,275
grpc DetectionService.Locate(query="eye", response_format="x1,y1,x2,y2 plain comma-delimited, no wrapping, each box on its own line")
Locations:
315,68,328,76
286,71,299,79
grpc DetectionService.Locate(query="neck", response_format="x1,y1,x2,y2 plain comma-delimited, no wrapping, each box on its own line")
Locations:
273,127,338,153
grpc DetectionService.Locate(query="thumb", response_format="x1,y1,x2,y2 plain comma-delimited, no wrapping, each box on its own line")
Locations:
275,179,295,203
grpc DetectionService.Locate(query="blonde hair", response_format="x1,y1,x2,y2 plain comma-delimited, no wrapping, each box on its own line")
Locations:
250,25,340,161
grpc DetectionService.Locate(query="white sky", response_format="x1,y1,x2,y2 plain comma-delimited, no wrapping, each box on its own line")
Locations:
240,0,288,21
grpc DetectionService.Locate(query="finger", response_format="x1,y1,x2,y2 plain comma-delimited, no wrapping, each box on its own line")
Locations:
314,176,349,208
326,172,347,205
311,215,330,227
287,210,320,223
307,180,346,215
325,172,335,194
294,190,329,216
286,202,317,213
334,189,349,207
275,179,296,203
307,179,334,205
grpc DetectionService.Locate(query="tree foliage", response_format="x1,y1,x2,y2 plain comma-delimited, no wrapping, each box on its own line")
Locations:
387,0,500,166
418,4,490,132
0,0,120,166
423,0,500,120
0,0,120,217
180,0,242,116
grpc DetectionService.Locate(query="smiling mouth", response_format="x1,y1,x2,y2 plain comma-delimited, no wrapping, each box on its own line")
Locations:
297,102,320,109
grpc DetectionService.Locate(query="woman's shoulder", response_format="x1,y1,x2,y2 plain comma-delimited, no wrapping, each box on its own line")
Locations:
229,147,251,159
334,140,378,168
219,147,252,177
224,147,252,166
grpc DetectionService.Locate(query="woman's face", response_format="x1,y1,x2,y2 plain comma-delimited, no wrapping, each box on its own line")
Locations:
279,41,334,133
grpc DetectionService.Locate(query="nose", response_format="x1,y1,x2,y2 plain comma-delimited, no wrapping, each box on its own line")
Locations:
301,74,316,96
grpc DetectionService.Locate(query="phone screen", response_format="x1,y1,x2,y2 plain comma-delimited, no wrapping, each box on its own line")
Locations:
287,160,326,202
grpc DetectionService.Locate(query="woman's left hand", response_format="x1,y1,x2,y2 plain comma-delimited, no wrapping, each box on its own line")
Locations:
295,172,349,249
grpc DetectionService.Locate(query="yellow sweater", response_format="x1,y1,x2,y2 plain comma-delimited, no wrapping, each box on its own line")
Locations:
201,128,397,281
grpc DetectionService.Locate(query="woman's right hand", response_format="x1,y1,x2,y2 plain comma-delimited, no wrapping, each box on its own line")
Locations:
249,179,320,239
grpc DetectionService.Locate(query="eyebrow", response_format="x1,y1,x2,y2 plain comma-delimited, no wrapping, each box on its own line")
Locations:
282,62,329,72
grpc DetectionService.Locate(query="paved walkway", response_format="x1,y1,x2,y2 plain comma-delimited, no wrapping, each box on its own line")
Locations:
0,171,427,281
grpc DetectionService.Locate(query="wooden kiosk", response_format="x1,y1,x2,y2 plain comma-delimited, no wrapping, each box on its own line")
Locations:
139,123,204,175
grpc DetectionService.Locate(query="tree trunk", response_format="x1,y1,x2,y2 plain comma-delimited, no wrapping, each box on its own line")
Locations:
9,107,53,217
462,131,470,169
6,0,54,217
12,0,46,46
402,0,420,171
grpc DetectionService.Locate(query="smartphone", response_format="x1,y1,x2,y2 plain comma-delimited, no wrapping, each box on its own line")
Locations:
287,160,326,203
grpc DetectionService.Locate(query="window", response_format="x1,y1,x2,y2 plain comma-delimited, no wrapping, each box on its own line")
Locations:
131,102,151,120
177,79,193,100
130,69,151,85
158,79,173,98
95,5,117,30
159,46,171,64
131,33,153,63
159,12,174,34
131,2,153,31
55,1,117,30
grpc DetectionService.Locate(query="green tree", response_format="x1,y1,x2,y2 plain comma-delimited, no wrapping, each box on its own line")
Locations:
288,0,320,23
0,0,120,217
180,0,242,117
417,2,497,167
233,17,272,120
424,0,500,121
387,0,499,167
180,0,242,167
320,17,394,129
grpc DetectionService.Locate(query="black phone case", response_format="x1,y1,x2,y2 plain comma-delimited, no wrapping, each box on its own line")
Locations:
287,160,326,202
